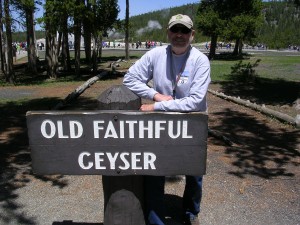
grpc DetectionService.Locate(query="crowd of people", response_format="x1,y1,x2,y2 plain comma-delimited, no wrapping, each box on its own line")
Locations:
12,42,27,62
12,42,27,54
101,40,163,49
288,44,300,51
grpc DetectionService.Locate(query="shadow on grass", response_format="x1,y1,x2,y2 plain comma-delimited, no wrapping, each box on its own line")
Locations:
209,107,300,179
211,52,251,61
100,55,139,62
218,77,300,106
0,96,98,225
215,58,300,106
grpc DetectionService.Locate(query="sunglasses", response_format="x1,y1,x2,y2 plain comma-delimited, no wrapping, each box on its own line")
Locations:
169,26,192,34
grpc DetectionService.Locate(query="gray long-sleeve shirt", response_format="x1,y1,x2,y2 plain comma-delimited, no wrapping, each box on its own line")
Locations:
123,45,211,112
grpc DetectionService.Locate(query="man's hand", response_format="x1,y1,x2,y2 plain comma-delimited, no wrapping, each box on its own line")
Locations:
140,104,155,111
140,93,173,111
153,93,173,102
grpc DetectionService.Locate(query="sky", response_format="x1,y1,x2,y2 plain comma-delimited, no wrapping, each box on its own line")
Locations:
34,0,199,20
117,0,199,19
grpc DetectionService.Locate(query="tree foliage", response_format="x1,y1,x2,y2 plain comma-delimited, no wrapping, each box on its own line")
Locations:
196,0,226,59
195,0,263,58
258,0,300,49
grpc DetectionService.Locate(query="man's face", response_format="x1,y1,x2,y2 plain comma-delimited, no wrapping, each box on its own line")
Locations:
167,24,195,50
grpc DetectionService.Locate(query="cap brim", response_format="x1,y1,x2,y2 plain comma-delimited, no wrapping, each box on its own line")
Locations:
168,21,193,29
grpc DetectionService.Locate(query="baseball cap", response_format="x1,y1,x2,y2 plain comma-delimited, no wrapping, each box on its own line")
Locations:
168,14,193,29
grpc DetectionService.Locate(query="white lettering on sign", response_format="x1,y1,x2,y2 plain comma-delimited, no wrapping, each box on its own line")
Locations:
93,120,193,139
155,120,166,138
139,121,153,138
40,119,193,139
78,152,156,170
41,120,83,139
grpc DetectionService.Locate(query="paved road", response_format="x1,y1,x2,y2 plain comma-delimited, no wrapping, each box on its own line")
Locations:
16,50,28,61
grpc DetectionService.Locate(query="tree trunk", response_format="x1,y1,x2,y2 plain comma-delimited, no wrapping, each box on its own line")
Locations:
61,14,71,71
52,71,108,110
208,34,218,60
44,0,59,79
90,1,97,75
98,35,102,62
56,31,62,57
83,1,92,64
125,0,129,60
233,39,240,56
74,0,81,77
0,0,6,76
83,28,92,64
238,39,243,55
4,0,14,84
26,5,37,74
91,34,97,75
63,32,71,71
208,89,298,127
45,31,58,79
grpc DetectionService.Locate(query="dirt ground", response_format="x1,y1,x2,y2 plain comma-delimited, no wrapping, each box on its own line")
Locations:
0,77,299,225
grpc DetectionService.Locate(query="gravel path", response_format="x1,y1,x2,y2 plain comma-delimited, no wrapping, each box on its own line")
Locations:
0,82,299,225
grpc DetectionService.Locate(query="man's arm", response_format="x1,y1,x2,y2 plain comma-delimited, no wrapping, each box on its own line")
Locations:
140,93,173,112
123,52,158,100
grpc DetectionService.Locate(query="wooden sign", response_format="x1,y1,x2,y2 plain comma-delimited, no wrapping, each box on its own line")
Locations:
26,111,208,176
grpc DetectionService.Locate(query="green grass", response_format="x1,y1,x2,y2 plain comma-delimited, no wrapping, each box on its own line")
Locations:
208,51,299,109
210,51,300,82
210,60,235,81
254,55,300,82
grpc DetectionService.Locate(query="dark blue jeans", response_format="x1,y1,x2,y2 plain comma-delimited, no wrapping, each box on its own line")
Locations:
144,175,203,225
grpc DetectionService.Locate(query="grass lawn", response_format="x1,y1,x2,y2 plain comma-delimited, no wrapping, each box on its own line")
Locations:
210,50,300,82
209,50,299,117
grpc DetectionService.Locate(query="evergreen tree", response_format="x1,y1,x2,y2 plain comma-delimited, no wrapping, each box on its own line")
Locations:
89,0,119,74
222,0,263,55
259,1,300,49
196,0,226,59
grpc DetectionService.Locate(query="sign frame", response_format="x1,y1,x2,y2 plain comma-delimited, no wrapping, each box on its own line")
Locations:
26,110,208,176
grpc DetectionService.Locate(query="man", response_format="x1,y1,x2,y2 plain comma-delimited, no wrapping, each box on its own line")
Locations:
123,14,211,225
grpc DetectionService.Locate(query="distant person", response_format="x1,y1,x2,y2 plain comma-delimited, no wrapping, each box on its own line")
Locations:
12,45,17,62
17,44,21,54
123,14,211,225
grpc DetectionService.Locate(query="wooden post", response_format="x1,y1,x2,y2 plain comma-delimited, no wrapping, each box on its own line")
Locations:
97,85,146,225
